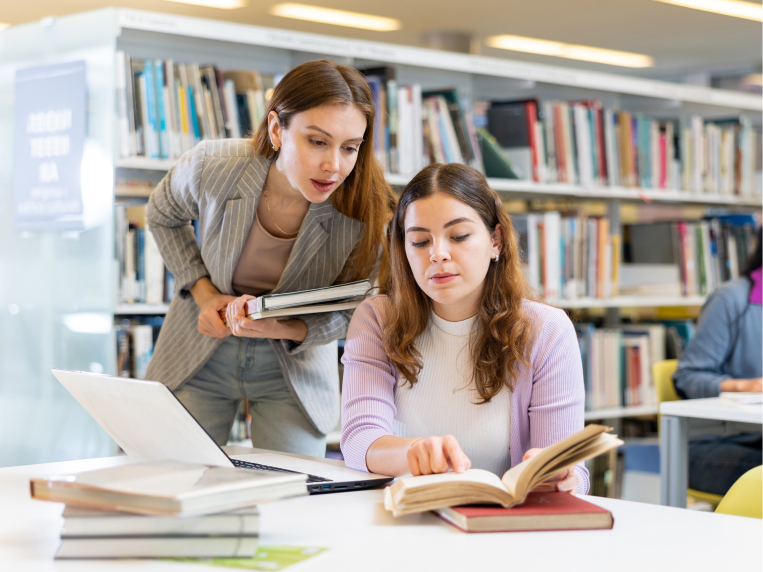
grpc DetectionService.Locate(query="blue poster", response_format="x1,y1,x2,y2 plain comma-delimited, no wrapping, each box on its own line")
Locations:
13,61,87,231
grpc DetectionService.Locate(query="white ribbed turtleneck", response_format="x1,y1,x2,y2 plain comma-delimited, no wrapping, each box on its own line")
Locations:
391,311,512,476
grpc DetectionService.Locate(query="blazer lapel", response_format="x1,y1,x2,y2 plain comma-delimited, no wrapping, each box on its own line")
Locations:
215,197,258,295
272,200,334,294
213,157,268,295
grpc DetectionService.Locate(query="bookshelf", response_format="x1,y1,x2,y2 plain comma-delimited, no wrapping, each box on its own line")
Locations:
1,7,759,466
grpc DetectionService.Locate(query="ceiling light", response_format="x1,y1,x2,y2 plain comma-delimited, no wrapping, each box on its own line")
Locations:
0,23,11,31
160,0,247,9
653,0,762,21
485,35,654,68
270,3,401,31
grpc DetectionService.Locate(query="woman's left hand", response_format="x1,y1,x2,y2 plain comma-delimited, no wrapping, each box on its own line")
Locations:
224,295,307,342
523,448,579,494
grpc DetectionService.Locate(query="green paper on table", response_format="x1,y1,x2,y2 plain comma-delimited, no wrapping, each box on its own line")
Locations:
170,545,328,570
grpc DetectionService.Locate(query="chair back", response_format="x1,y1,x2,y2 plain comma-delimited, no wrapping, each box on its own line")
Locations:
715,466,763,519
652,359,680,404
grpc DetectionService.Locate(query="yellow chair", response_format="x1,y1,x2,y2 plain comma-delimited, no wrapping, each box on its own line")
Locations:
715,466,763,518
652,359,724,509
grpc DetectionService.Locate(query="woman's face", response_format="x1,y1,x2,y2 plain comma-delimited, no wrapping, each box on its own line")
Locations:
403,192,502,322
269,104,367,203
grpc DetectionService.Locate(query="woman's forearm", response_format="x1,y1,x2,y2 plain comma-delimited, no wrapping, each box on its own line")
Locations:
366,435,421,477
190,277,220,308
720,378,763,392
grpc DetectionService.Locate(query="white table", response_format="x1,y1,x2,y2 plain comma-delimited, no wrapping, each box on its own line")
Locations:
1,453,761,572
659,397,763,507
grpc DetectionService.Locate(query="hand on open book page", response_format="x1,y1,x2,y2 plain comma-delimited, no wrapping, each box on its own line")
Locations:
407,435,472,476
522,448,579,494
225,294,307,343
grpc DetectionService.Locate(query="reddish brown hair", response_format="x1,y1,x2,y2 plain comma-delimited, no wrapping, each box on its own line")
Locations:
382,163,534,403
252,60,395,281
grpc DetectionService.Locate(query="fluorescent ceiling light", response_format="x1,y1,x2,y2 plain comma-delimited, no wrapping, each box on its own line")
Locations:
160,0,247,9
653,0,762,21
486,35,654,68
270,3,401,31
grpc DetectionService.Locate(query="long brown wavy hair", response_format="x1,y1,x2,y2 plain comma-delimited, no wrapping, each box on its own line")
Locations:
382,163,534,403
252,59,395,282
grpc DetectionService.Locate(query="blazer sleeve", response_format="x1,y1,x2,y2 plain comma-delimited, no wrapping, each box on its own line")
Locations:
279,309,354,355
146,144,208,298
527,308,590,495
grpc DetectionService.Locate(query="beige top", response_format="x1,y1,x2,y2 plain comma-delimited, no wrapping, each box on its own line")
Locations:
231,213,297,296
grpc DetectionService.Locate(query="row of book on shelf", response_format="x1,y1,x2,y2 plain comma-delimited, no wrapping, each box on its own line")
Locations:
575,319,695,411
115,202,176,305
513,212,757,301
116,53,762,198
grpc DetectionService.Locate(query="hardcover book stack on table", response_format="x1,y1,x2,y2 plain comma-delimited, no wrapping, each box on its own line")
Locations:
56,506,260,559
30,459,309,559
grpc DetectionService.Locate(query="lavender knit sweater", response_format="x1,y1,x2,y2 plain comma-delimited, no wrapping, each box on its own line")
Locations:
340,295,590,494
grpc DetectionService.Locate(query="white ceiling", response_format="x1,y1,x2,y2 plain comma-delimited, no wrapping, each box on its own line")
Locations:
3,0,761,79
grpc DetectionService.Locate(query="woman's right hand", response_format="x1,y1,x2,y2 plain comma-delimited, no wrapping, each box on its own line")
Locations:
721,377,762,392
190,278,236,338
407,435,472,476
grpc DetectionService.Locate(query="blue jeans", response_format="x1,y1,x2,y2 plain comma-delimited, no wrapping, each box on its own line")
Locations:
689,432,762,496
173,336,326,457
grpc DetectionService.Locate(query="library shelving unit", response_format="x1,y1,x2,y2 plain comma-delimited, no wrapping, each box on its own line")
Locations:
0,7,760,465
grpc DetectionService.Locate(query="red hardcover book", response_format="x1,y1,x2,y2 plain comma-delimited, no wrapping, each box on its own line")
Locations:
435,492,614,533
525,100,540,182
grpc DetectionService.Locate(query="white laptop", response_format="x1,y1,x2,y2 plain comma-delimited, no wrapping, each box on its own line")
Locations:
51,369,392,494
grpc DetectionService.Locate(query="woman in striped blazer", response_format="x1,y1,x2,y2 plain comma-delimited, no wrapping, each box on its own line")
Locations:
145,60,394,456
341,163,589,493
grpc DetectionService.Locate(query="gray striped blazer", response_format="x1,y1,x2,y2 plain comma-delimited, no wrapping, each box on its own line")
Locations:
144,139,365,434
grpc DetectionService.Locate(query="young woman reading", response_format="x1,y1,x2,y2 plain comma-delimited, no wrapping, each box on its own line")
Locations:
146,60,394,456
340,163,588,494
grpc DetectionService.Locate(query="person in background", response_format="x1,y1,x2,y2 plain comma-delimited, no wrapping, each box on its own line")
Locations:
146,60,394,456
672,227,762,495
340,163,588,494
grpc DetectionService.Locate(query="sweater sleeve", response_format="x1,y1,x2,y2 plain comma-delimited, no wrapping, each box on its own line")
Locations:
672,291,736,399
340,297,397,471
146,143,208,298
527,308,590,495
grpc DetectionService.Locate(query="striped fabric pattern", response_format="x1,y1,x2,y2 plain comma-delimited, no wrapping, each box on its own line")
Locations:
145,139,365,434
340,295,590,494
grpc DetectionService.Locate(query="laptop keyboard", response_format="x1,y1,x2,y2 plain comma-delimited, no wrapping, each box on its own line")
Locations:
231,458,332,483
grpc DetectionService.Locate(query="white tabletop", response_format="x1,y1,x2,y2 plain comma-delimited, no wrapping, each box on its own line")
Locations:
659,397,763,423
1,455,761,572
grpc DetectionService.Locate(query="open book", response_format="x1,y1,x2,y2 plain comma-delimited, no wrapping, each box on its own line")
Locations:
384,424,622,517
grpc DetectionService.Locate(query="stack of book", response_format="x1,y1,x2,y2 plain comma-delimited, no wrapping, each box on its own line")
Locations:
56,506,259,559
30,459,308,559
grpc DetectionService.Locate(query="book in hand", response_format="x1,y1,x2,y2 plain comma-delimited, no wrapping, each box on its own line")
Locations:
436,491,614,533
244,279,371,320
384,424,623,517
31,460,307,517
